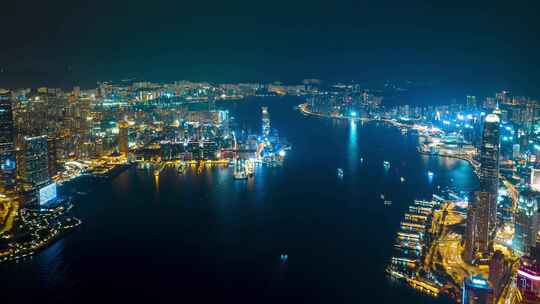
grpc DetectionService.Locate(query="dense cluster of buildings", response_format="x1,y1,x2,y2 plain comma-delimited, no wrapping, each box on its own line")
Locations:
321,88,540,303
0,79,300,262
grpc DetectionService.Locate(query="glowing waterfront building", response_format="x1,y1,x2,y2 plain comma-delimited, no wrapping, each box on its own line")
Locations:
261,107,270,138
118,121,129,155
20,135,50,188
475,114,500,257
0,89,16,191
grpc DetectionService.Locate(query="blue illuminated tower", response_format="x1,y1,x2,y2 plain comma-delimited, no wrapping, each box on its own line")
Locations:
475,113,500,256
20,135,50,188
0,89,16,191
261,106,270,138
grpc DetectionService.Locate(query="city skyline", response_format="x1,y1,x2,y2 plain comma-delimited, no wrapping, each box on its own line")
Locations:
2,1,540,303
1,1,540,96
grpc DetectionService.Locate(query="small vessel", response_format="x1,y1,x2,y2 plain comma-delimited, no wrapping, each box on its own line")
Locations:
280,254,288,262
233,159,248,180
233,168,248,180
383,161,390,169
428,171,434,178
337,168,344,178
360,157,364,163
384,200,392,205
400,177,405,183
380,194,385,200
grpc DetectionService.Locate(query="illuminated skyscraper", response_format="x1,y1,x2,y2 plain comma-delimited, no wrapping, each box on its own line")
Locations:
462,276,494,304
464,203,477,263
0,89,16,191
517,255,540,302
20,135,50,188
514,190,538,256
47,137,58,178
467,95,477,109
118,121,129,155
475,114,500,256
261,107,270,138
530,168,540,191
489,250,508,300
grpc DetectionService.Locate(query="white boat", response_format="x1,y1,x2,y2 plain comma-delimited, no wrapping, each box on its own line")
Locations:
233,159,248,180
400,177,405,183
428,171,434,177
337,168,344,178
233,171,248,180
383,161,390,169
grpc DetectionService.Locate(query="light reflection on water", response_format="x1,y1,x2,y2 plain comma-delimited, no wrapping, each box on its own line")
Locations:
348,119,358,176
0,97,477,304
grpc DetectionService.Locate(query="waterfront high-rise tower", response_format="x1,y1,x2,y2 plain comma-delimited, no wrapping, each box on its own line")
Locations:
118,121,129,155
20,135,50,188
0,89,16,191
261,107,270,139
475,113,500,256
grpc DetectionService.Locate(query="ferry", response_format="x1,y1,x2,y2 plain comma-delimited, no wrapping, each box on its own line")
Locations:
233,170,248,180
233,159,248,180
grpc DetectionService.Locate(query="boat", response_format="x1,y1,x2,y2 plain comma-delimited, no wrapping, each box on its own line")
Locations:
383,161,390,169
380,194,385,200
384,200,393,205
400,177,405,183
233,159,248,180
427,171,434,178
233,170,248,180
337,168,344,178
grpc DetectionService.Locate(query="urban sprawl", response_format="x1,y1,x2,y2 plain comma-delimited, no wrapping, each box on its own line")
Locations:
1,78,539,304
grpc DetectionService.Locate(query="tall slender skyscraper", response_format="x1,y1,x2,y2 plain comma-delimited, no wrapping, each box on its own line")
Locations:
478,114,500,256
469,114,500,258
118,121,129,155
261,107,270,139
20,135,50,188
514,189,538,256
0,89,16,191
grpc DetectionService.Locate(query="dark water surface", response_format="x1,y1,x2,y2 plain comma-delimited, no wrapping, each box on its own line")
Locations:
2,97,477,303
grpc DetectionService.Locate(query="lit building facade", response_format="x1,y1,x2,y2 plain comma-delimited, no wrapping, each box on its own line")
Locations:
462,276,494,304
118,121,129,155
514,190,539,256
517,256,540,303
475,114,500,257
0,89,16,191
20,135,50,188
261,107,270,138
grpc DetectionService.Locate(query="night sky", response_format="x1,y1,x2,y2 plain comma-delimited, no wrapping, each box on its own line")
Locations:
1,0,539,96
